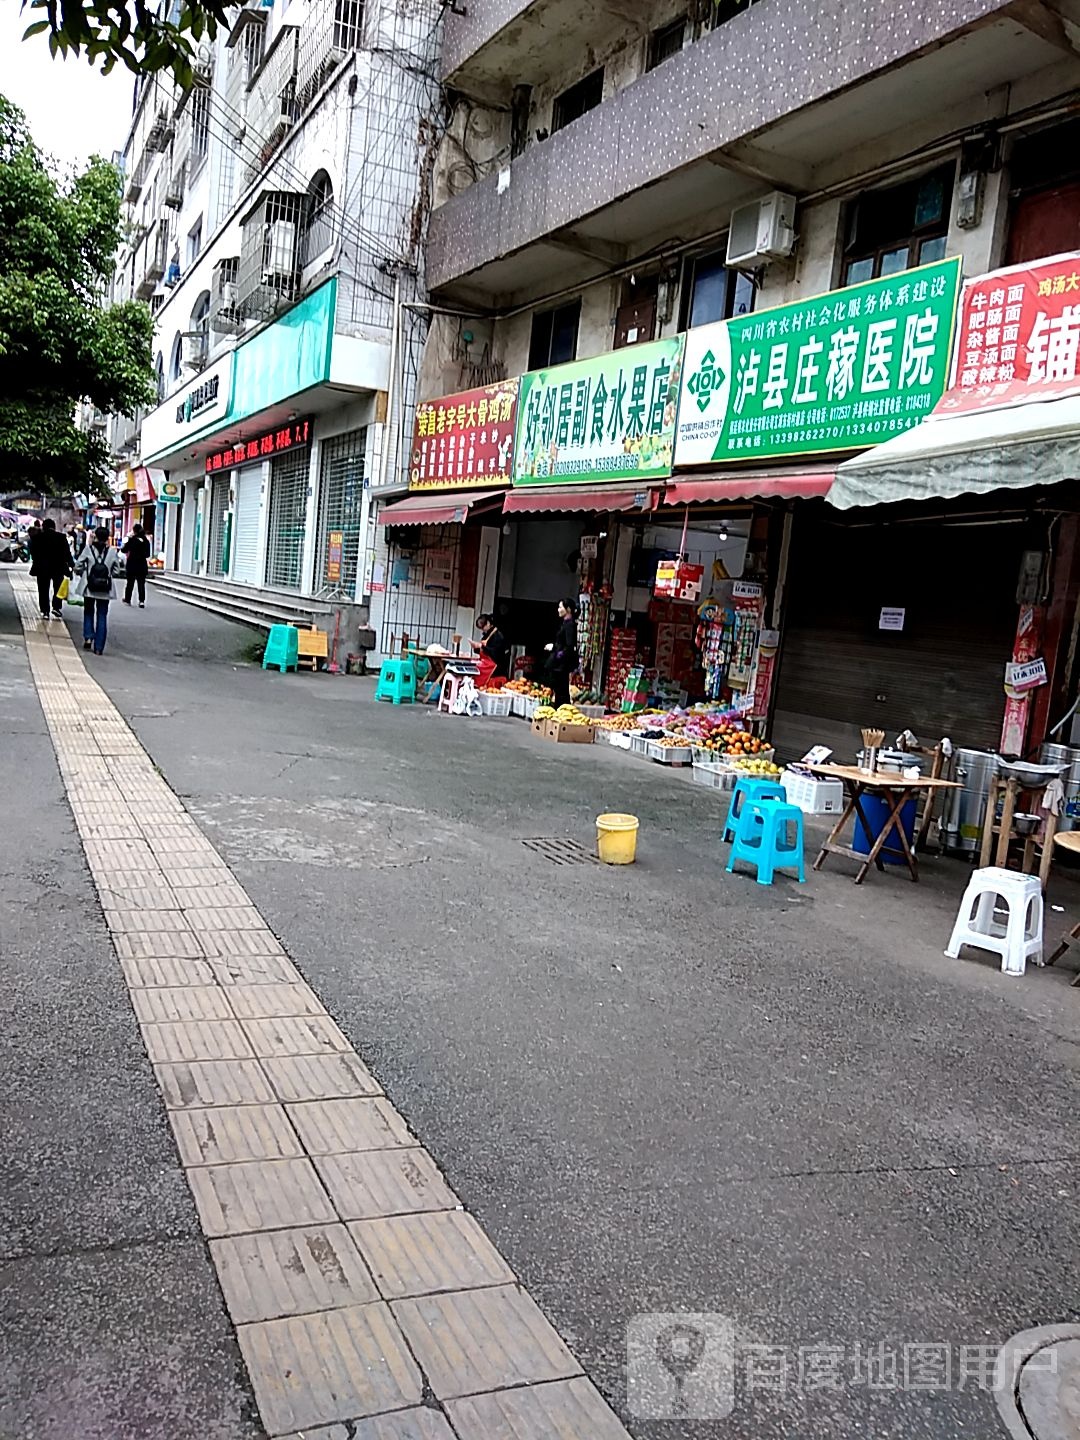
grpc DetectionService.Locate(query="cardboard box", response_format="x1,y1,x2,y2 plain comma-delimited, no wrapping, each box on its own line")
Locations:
534,718,594,744
531,714,549,736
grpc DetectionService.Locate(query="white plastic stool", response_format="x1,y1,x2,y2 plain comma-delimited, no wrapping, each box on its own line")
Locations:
945,866,1044,976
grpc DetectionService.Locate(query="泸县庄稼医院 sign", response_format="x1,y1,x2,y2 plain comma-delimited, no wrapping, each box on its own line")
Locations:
675,257,961,466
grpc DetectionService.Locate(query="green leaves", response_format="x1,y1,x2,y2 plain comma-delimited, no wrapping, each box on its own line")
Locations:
0,95,155,494
20,0,234,84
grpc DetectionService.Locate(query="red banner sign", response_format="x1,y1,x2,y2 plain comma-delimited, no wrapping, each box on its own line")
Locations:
409,380,519,490
205,418,312,473
938,251,1080,415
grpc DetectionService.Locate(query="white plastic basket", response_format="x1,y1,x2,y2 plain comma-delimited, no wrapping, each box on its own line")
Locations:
781,769,845,815
647,740,692,766
692,761,739,790
629,732,651,758
479,691,512,717
509,693,529,717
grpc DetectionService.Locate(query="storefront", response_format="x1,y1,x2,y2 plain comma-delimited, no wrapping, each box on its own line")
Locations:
140,279,385,604
374,380,518,652
821,250,1080,767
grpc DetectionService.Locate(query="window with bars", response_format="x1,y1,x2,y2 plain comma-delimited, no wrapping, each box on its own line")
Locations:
265,447,310,590
190,78,211,169
333,0,364,52
315,428,366,595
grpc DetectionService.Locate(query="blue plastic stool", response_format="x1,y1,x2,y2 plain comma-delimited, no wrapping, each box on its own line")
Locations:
726,798,806,886
375,657,417,704
722,777,788,843
262,624,299,674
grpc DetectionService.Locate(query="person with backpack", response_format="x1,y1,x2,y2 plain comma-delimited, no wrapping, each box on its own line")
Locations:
121,523,151,607
28,518,73,620
75,526,122,655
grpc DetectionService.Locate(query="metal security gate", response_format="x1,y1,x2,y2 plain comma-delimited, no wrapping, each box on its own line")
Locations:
231,465,262,584
264,448,310,590
379,525,461,654
208,474,230,577
315,428,366,594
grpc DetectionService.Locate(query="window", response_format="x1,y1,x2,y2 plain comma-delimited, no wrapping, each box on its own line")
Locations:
187,218,203,265
701,0,762,32
190,78,211,168
528,300,580,369
552,69,603,134
155,352,165,404
303,170,335,265
680,248,755,330
333,0,364,51
169,333,183,382
842,163,954,285
648,16,686,70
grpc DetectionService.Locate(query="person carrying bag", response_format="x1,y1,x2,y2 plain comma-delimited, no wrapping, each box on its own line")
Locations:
75,526,122,655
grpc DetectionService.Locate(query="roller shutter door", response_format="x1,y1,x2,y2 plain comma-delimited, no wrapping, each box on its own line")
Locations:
265,448,310,590
231,466,262,584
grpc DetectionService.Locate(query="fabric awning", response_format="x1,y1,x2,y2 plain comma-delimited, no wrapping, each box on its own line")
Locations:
663,469,835,505
502,486,659,515
830,394,1080,509
377,489,505,527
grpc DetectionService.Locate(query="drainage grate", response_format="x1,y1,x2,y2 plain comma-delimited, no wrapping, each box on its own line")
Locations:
522,837,600,866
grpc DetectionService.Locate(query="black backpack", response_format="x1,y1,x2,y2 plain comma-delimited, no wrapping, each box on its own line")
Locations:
87,546,111,592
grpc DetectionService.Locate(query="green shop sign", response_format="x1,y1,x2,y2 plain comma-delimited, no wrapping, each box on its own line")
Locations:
514,336,685,486
674,256,961,466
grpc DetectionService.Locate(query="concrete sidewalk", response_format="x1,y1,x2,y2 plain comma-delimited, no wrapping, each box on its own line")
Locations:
7,575,1080,1439
0,580,261,1440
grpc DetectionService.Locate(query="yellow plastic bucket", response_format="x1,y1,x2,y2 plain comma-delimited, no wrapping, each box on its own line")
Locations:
596,812,639,865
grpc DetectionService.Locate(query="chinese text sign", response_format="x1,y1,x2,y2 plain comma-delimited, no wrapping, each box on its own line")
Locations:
410,380,519,490
675,257,961,465
513,337,685,486
937,250,1080,415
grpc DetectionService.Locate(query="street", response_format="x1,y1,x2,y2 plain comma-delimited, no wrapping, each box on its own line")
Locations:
2,576,1078,1439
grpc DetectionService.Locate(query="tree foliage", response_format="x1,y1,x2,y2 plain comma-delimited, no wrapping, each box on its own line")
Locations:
21,0,233,86
0,94,155,494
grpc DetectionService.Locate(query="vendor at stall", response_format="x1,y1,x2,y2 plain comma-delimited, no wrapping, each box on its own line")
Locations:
471,613,510,687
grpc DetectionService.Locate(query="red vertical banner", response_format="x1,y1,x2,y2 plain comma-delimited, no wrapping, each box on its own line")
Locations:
1000,605,1045,756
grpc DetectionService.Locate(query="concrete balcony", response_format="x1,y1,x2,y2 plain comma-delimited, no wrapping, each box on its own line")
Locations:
428,0,1072,305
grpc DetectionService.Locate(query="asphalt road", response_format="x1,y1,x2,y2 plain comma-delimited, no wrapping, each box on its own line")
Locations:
0,580,264,1440
14,580,1080,1438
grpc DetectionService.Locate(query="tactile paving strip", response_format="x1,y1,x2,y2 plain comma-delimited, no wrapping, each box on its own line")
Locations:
11,575,631,1440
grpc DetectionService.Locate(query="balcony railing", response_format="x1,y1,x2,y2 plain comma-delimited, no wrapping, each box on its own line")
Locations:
296,0,365,111
243,25,300,188
135,224,169,300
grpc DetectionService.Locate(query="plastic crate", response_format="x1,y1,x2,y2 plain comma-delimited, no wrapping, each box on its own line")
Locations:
692,761,739,790
647,740,692,766
479,691,512,717
509,693,529,717
781,769,845,815
629,732,651,758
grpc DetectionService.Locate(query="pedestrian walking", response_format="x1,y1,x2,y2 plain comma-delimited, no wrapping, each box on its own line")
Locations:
121,523,151,607
75,526,122,655
545,597,579,709
28,518,73,619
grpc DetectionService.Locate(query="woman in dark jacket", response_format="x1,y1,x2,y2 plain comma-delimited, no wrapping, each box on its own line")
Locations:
546,597,579,708
121,523,151,607
28,518,73,619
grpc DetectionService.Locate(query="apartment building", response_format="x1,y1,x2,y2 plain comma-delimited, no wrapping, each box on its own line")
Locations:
370,0,1080,756
108,0,442,622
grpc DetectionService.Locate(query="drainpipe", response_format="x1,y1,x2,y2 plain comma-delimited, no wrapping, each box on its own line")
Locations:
377,271,402,491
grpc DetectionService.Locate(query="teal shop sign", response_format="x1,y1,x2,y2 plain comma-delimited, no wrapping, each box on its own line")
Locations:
674,257,961,465
230,277,336,425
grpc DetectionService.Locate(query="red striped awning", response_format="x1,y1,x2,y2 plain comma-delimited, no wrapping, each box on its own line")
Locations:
502,486,659,514
663,470,834,504
377,489,505,527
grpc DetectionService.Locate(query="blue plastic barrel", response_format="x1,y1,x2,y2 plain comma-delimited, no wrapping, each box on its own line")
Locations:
853,794,917,865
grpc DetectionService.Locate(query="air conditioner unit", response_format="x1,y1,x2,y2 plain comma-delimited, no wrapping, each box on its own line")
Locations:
262,217,298,286
181,332,208,370
725,191,796,268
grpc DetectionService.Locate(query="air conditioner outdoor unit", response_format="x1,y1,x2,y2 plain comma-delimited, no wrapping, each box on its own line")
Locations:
726,191,796,267
181,332,207,370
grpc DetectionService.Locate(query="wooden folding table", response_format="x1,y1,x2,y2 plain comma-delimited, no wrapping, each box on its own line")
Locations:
808,763,960,884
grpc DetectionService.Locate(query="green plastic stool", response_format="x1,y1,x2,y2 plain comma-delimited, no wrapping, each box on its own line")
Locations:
263,624,299,674
375,657,417,704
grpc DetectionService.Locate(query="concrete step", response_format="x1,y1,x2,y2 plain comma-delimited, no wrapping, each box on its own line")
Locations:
149,571,337,632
